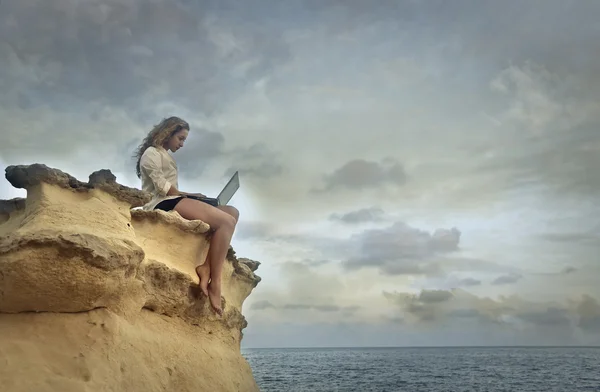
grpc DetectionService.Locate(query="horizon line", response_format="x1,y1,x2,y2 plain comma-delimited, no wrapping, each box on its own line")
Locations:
241,344,600,350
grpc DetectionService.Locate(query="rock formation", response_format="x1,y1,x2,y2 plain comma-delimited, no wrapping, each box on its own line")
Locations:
0,164,261,392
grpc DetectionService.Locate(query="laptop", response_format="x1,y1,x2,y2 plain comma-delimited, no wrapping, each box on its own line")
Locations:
188,171,240,207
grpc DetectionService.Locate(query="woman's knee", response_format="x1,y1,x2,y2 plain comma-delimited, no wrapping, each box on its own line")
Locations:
210,213,236,234
220,205,239,222
174,198,235,229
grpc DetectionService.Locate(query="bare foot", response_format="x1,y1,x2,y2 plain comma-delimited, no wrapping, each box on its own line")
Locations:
195,264,210,297
207,281,223,317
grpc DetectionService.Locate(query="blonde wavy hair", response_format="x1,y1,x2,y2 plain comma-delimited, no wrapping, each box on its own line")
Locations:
134,116,190,178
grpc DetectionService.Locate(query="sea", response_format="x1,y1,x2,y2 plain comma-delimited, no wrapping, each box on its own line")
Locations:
242,346,600,392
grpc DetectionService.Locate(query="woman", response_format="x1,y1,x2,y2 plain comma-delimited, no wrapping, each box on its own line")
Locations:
134,116,238,316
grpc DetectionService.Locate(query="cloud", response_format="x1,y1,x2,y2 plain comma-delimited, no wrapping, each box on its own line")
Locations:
384,288,600,336
233,221,274,241
253,302,360,314
561,267,577,275
418,290,454,304
8,0,290,109
244,260,392,330
223,143,284,180
248,261,347,308
0,0,292,165
458,277,481,287
492,273,523,286
342,222,462,275
301,259,332,268
228,161,283,179
474,61,600,199
575,295,600,333
3,0,600,349
516,307,571,327
490,62,567,136
329,207,385,224
540,232,600,245
448,309,481,318
174,128,226,175
250,300,276,311
173,131,285,182
314,159,407,192
240,218,514,281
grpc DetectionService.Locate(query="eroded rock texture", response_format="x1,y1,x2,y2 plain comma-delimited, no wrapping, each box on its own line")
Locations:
0,164,261,392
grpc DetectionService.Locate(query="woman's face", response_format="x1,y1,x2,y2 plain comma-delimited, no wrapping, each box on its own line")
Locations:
165,128,189,152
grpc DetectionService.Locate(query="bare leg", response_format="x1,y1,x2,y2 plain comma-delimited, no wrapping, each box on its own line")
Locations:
217,205,239,223
197,205,239,303
205,226,234,315
174,199,237,316
208,206,239,313
199,206,239,294
195,254,211,297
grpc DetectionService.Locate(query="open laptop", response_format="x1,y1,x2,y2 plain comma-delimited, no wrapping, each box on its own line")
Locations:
187,171,240,207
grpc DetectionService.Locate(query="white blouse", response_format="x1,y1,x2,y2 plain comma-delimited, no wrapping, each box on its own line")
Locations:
139,146,180,210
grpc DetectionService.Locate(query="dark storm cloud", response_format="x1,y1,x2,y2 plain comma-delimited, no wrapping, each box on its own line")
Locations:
491,273,523,286
329,207,385,224
314,159,407,192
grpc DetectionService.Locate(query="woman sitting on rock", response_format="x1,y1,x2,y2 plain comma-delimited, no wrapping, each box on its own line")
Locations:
133,116,239,316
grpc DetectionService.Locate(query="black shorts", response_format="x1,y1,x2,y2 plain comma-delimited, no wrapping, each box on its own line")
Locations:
154,196,219,212
154,197,184,212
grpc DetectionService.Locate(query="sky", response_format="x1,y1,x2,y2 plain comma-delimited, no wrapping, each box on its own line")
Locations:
1,0,599,347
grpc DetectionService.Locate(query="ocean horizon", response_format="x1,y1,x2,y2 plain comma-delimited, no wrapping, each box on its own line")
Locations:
243,345,600,349
243,346,600,391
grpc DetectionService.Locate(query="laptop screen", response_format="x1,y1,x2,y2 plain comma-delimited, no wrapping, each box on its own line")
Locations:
217,171,240,206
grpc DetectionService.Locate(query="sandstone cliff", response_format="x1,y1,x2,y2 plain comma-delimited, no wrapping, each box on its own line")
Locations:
0,164,261,392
